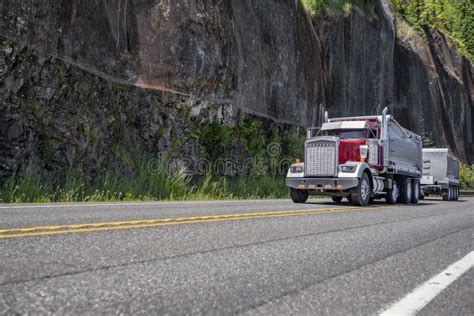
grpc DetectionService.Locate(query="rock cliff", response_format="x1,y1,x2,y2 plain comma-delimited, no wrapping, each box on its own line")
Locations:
0,0,472,180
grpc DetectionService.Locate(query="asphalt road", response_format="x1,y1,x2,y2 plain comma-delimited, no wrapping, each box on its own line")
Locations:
0,197,473,315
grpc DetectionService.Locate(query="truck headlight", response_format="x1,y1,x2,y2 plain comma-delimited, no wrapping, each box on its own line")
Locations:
290,165,303,173
341,165,356,173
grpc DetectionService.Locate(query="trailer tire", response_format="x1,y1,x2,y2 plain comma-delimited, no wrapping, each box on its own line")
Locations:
442,189,449,201
455,186,460,201
448,185,453,201
290,188,308,204
411,179,420,204
351,173,371,207
386,180,399,204
399,177,412,204
450,185,458,201
331,196,343,204
419,191,425,200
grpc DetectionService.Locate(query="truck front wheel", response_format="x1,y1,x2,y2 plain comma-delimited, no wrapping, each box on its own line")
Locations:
290,188,309,204
351,173,371,207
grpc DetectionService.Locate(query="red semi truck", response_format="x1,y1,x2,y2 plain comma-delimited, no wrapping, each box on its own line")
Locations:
286,108,423,206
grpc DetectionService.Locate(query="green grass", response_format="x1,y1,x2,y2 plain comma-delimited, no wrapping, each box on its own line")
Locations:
0,115,305,203
0,162,289,203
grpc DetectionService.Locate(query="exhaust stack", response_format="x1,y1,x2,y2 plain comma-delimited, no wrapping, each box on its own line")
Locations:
381,107,389,167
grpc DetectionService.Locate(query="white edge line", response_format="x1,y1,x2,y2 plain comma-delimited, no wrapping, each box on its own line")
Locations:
380,251,474,316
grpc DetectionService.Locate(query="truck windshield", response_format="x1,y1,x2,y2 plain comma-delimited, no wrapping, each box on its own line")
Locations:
324,129,366,139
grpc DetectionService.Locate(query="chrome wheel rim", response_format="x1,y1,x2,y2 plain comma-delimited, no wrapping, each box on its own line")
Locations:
361,179,369,200
414,182,419,200
392,181,399,201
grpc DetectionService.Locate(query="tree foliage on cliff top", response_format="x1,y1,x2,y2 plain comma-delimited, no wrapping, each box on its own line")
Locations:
392,0,474,59
302,0,473,59
301,0,374,17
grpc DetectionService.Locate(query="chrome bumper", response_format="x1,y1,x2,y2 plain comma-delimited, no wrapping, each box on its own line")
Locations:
286,177,359,191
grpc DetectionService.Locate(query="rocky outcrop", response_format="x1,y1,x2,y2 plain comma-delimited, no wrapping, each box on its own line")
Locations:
1,0,323,125
0,0,472,181
318,1,472,162
393,27,473,162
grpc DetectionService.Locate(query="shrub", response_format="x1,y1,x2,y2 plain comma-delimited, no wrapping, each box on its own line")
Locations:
459,163,474,190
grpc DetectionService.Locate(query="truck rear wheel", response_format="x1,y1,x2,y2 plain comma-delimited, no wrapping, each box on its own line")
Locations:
351,173,371,207
411,179,420,204
290,188,309,204
386,180,399,204
399,177,412,204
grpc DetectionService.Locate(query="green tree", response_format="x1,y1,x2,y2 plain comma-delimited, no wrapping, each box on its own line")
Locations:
393,0,473,59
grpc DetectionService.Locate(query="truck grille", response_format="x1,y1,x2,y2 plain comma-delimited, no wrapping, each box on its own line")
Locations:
305,139,338,177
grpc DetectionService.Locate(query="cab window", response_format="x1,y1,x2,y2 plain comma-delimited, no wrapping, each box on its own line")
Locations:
324,129,366,139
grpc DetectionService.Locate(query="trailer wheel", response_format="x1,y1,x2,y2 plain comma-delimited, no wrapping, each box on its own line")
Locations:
419,190,425,200
290,188,309,204
411,179,420,204
442,189,449,201
331,196,343,204
448,185,453,201
386,180,399,204
455,186,460,201
351,173,371,206
449,185,458,201
399,177,412,204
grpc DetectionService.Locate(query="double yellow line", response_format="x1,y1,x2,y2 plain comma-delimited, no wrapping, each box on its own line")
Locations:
0,205,380,239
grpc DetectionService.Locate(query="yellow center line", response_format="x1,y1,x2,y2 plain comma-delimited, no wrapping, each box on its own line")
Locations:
0,205,391,239
0,206,364,233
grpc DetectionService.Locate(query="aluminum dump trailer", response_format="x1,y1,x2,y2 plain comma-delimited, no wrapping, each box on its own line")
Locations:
386,120,423,176
420,148,460,201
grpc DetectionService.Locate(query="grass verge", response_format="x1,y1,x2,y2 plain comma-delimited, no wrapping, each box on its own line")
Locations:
0,163,289,203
